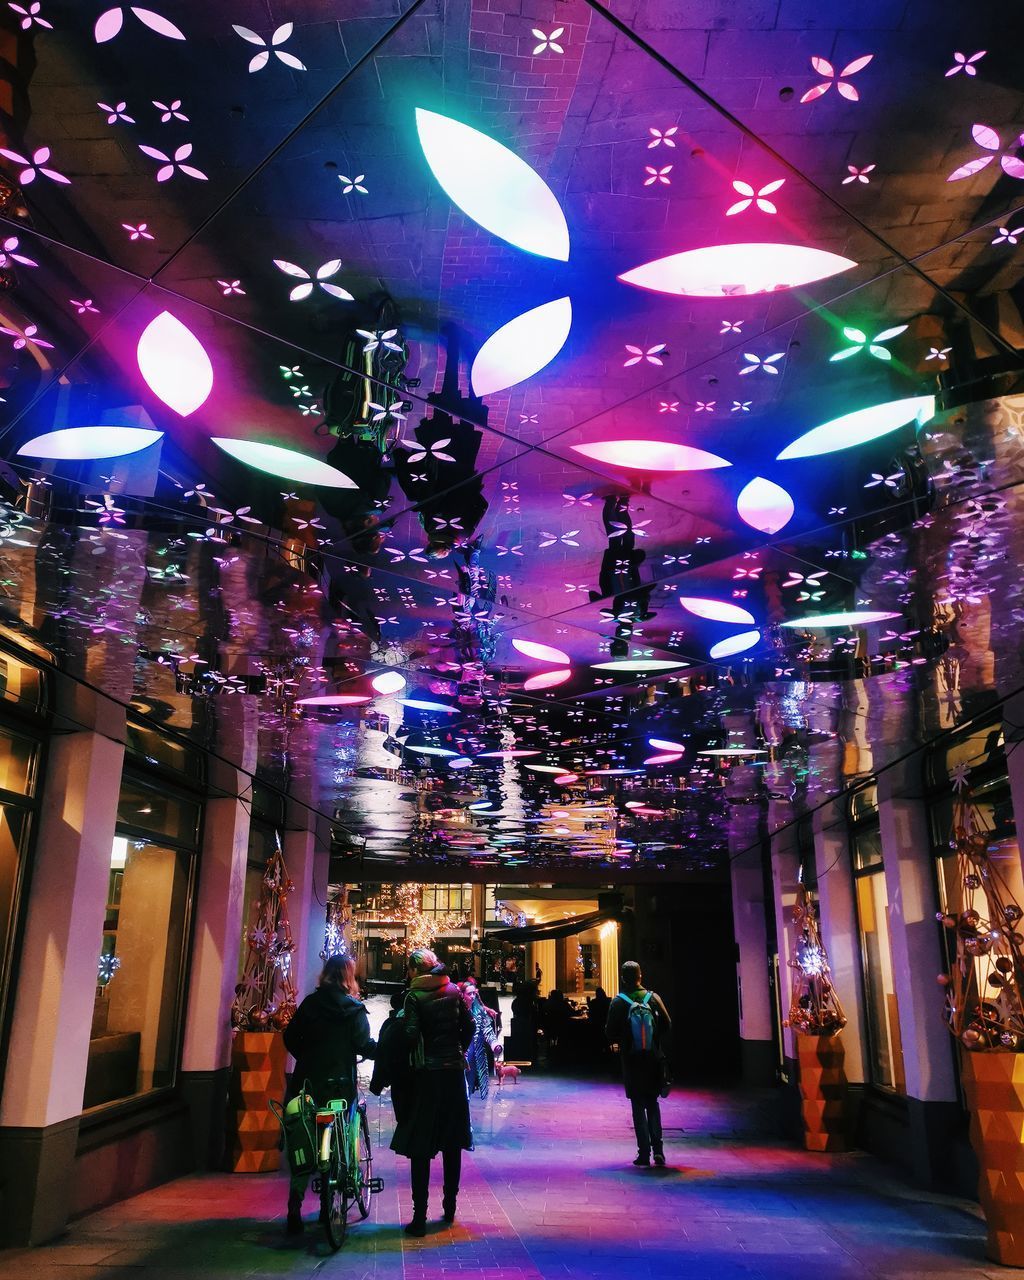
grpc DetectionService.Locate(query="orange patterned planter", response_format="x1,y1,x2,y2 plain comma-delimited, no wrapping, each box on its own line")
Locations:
797,1033,847,1152
961,1051,1024,1267
229,1030,287,1173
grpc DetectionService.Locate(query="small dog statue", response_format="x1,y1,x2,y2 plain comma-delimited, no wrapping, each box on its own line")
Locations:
495,1063,520,1086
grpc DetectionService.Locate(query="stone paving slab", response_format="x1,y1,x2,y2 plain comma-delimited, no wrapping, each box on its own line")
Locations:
0,1074,1016,1280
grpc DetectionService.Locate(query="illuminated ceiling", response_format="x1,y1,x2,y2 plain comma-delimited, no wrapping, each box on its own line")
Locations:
0,0,1023,874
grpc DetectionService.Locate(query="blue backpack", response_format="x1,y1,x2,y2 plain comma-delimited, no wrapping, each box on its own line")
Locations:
618,991,657,1053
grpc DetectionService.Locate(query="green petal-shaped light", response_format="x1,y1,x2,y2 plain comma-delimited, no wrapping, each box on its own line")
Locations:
777,395,935,461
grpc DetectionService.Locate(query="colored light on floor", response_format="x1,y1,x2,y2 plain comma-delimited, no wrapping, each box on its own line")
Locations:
781,610,901,627
644,752,683,765
296,694,371,707
648,737,687,751
212,438,357,488
709,629,761,659
513,638,571,664
736,477,795,534
591,659,688,672
617,243,856,297
400,698,457,713
17,425,163,460
678,597,756,625
777,395,936,460
415,108,570,261
136,311,213,417
571,440,730,472
371,671,407,694
523,668,573,691
471,297,572,396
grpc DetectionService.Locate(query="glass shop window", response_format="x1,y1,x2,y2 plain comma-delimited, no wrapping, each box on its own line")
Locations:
849,783,906,1094
85,774,199,1111
421,884,472,916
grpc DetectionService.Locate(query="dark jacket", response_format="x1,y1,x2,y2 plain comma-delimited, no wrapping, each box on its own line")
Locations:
369,1011,413,1096
283,985,376,1105
605,986,672,1099
402,971,474,1070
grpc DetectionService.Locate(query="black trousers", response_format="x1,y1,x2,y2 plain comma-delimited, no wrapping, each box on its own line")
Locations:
630,1093,663,1156
410,1149,462,1212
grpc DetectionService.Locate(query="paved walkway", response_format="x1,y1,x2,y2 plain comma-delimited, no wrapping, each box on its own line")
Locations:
0,1074,1011,1280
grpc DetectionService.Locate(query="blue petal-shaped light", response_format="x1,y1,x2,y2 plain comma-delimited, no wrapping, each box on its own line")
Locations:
415,108,570,261
710,630,760,660
737,477,794,534
17,425,163,460
471,297,571,396
777,395,935,460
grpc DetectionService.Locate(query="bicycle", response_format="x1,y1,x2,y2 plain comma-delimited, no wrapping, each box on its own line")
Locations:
310,1088,383,1251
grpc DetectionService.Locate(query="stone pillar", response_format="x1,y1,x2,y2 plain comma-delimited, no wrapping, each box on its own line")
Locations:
284,813,325,1002
178,764,251,1171
813,798,867,1084
877,758,959,1188
729,805,775,1085
0,689,126,1245
768,811,801,1070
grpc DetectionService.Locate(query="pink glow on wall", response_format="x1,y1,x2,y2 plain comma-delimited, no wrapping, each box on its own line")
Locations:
513,638,571,664
571,440,730,472
617,243,856,298
136,311,213,417
523,668,572,691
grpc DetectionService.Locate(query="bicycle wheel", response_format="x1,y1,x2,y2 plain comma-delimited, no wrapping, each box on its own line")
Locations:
320,1122,348,1251
355,1103,373,1220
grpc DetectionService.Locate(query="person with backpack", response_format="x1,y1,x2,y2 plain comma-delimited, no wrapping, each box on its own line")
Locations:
605,960,672,1167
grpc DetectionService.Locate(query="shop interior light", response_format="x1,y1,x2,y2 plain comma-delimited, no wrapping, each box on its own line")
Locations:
571,440,730,472
617,243,857,298
212,438,357,488
777,395,936,460
710,630,761,659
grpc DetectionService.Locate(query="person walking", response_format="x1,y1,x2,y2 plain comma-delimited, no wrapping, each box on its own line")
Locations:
281,955,376,1234
605,960,671,1167
391,949,475,1235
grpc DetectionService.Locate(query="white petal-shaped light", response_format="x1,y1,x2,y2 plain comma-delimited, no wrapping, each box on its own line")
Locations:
18,426,163,460
372,671,407,694
776,395,936,460
212,439,357,488
781,610,900,628
471,297,571,396
513,638,571,665
136,311,213,417
571,440,730,472
591,659,688,672
737,477,794,534
525,763,574,774
400,698,457,713
524,668,572,691
678,597,755,625
406,744,458,757
709,630,761,659
618,243,856,298
415,108,569,261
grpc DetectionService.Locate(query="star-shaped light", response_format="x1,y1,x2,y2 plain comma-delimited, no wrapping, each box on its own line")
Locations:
532,26,564,54
800,54,873,103
946,51,985,77
339,173,367,194
726,178,784,215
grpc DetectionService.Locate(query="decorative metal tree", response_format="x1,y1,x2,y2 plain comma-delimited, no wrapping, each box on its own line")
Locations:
320,886,351,961
937,763,1024,1267
787,883,848,1036
786,881,848,1152
231,843,298,1031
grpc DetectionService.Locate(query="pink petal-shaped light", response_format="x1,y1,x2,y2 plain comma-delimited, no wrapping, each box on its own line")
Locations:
810,57,834,76
972,123,1001,150
479,749,541,759
274,259,310,279
249,50,270,72
131,7,186,39
840,54,873,76
1001,156,1024,179
947,155,994,182
836,81,859,101
136,311,213,417
297,695,370,707
523,668,572,691
513,638,571,665
553,773,579,785
736,477,794,534
571,439,730,472
644,752,682,765
289,283,314,301
156,164,174,182
95,7,124,41
799,83,830,103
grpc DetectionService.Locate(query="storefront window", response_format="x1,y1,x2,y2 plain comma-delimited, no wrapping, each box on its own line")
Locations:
86,774,199,1110
0,726,40,1075
850,783,905,1093
422,884,472,915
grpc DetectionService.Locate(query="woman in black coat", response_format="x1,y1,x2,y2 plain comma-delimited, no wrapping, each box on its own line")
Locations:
281,955,376,1235
391,949,474,1235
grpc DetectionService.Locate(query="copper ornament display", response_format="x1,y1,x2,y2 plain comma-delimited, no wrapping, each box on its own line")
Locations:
786,883,847,1036
230,842,297,1033
937,769,1024,1052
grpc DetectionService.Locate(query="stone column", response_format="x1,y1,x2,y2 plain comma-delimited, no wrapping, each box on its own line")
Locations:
284,813,326,1002
0,686,126,1245
877,757,959,1188
178,762,251,1171
768,808,801,1070
729,803,775,1085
